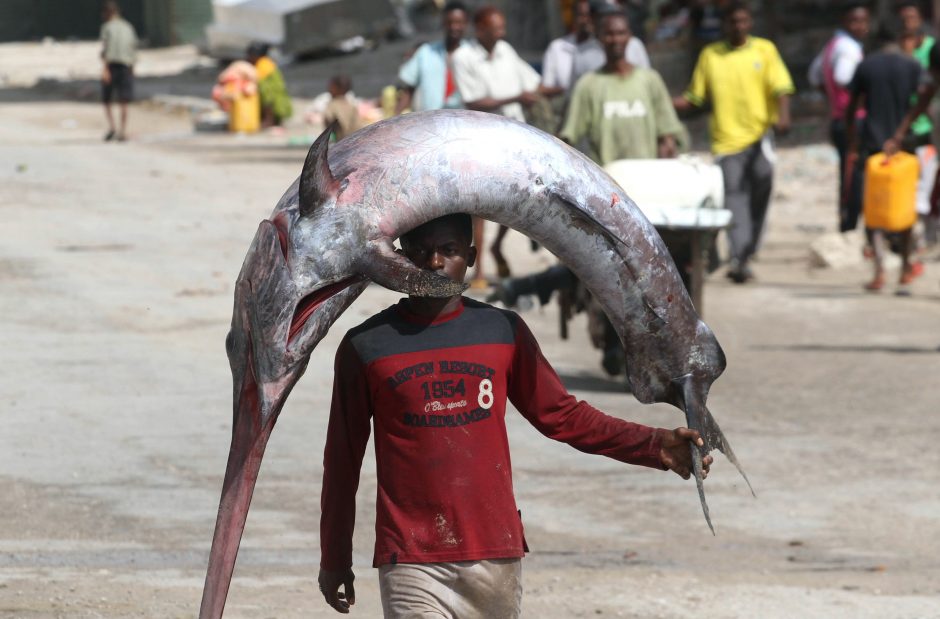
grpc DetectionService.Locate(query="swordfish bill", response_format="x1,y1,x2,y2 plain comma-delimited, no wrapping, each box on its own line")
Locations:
200,109,748,618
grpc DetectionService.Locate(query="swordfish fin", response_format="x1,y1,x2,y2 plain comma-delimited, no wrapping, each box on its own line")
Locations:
360,239,468,298
703,404,755,497
299,122,340,217
678,375,755,534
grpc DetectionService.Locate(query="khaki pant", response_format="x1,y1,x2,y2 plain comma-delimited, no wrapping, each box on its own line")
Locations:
378,558,522,619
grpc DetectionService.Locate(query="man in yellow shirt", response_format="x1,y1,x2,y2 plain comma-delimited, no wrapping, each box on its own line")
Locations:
674,1,794,283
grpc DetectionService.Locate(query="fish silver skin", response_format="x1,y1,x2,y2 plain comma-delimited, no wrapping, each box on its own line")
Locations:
200,110,750,618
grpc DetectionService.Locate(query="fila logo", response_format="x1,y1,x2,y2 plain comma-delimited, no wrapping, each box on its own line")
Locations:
603,100,647,119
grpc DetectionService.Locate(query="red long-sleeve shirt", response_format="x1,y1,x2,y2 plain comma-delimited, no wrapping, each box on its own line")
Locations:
320,298,666,570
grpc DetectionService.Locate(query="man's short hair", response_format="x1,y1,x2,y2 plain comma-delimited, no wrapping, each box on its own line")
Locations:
247,41,270,58
595,7,630,32
896,0,923,14
443,1,468,15
595,4,628,19
474,5,502,27
874,24,900,45
103,1,120,14
330,74,352,94
400,214,474,246
722,1,751,19
841,1,870,14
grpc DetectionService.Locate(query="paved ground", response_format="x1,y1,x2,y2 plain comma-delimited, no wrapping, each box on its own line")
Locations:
1,96,939,619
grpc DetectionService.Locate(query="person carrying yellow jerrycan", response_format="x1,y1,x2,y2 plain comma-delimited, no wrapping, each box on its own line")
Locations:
862,151,920,292
211,60,260,133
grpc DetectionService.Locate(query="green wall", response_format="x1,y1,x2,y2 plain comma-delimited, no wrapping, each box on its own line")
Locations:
0,0,212,46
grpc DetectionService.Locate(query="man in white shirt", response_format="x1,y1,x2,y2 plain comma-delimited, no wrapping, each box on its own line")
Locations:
541,0,596,97
452,5,541,282
808,2,869,232
452,6,541,123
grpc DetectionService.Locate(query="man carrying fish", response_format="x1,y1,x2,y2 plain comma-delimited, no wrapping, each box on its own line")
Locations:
316,213,714,617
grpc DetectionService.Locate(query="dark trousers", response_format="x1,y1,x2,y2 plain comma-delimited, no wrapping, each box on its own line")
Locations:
718,138,774,265
830,119,864,232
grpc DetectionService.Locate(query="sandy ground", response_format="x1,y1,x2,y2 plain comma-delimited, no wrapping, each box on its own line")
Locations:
2,94,940,619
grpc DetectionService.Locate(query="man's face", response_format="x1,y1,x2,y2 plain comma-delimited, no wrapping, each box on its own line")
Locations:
573,1,594,38
443,9,468,43
599,15,630,62
476,12,507,49
400,221,476,286
844,8,870,41
899,6,923,36
724,9,752,43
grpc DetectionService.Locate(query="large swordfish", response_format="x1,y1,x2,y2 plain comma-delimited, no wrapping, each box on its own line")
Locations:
200,109,750,618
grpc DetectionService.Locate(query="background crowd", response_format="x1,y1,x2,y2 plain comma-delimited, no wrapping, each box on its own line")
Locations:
100,0,940,330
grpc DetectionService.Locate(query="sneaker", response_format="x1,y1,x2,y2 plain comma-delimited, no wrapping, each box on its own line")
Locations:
103,129,116,142
726,263,754,284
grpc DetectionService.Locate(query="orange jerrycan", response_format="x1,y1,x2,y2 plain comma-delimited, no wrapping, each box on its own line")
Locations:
863,152,919,231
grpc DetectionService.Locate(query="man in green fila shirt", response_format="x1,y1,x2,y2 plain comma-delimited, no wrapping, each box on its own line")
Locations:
560,7,682,164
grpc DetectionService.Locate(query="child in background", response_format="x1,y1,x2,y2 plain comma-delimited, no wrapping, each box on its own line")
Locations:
324,75,363,141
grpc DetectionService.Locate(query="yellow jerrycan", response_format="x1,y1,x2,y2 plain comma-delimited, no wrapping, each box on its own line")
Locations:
863,152,919,231
228,88,261,134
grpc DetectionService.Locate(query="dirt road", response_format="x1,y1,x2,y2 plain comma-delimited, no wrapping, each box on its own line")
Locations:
1,101,939,619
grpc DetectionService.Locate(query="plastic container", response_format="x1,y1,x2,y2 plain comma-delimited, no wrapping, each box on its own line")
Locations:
228,90,260,134
603,157,729,228
863,152,919,231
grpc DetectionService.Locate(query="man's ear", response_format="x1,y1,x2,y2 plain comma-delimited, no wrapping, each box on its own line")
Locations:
467,246,477,268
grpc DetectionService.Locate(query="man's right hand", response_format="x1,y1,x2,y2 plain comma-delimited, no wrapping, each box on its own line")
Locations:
517,91,539,107
101,67,111,85
319,568,356,614
882,136,902,157
657,135,678,159
658,427,712,480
